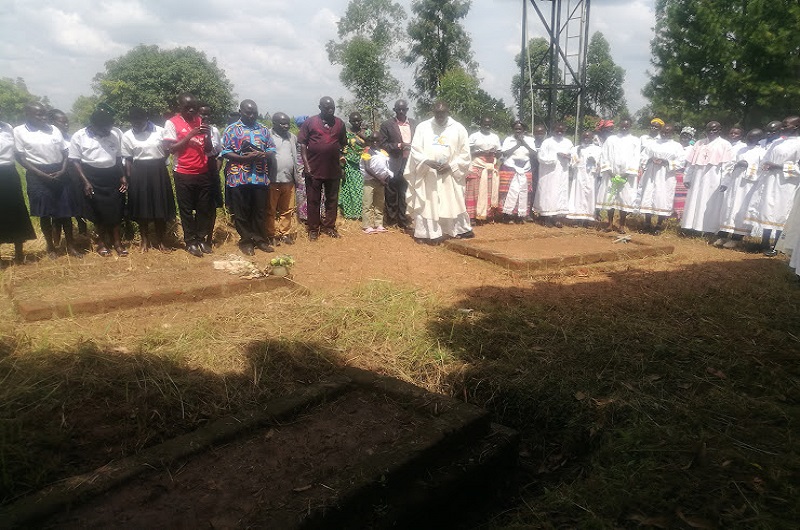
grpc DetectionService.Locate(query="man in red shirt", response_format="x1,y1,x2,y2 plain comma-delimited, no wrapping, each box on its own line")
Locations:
298,96,347,240
163,93,213,257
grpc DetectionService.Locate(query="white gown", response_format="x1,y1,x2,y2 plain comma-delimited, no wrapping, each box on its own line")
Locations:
567,144,601,221
636,138,685,216
597,133,640,212
719,144,764,235
745,136,800,232
681,136,733,232
534,136,573,216
405,116,472,239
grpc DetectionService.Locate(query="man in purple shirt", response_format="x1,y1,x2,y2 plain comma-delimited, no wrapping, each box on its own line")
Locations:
298,96,347,240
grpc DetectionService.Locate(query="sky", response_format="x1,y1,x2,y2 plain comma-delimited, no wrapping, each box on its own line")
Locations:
0,0,656,120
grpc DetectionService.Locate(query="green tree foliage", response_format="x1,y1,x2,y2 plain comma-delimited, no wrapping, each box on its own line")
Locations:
92,45,235,124
327,0,406,129
436,68,512,132
511,38,554,127
405,0,476,113
644,0,800,128
0,78,47,125
584,32,627,118
70,95,100,129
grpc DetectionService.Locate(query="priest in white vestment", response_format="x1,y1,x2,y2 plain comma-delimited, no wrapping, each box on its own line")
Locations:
598,118,640,233
745,116,800,255
405,101,472,243
681,121,733,234
567,130,601,223
636,124,685,234
533,123,573,227
714,129,764,249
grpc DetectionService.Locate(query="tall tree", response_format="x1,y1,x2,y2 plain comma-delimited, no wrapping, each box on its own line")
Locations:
327,0,407,129
584,32,627,118
405,0,476,113
92,45,235,124
70,95,100,128
0,78,47,125
436,67,512,131
644,0,800,128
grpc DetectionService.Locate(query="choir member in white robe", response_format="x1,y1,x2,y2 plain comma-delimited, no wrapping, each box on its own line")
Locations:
745,116,800,255
465,117,502,223
713,129,764,249
567,131,601,224
727,127,745,154
776,186,800,277
681,121,733,234
636,124,685,234
639,118,663,153
499,120,537,223
598,119,640,233
533,123,573,227
405,101,472,243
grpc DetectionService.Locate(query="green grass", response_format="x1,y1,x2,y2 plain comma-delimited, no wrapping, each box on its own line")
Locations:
0,252,798,528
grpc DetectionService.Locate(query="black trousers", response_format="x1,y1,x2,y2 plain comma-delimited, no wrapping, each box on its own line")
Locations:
174,172,213,245
384,157,409,228
306,176,340,232
228,184,268,244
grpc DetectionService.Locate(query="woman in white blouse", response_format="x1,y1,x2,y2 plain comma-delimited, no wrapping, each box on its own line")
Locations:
122,107,175,252
14,102,81,259
0,119,35,263
69,110,127,257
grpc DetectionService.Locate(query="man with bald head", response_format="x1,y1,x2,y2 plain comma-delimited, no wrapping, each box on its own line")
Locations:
268,111,300,245
746,116,800,255
681,121,733,235
379,99,416,229
405,100,472,244
221,99,277,255
298,96,347,240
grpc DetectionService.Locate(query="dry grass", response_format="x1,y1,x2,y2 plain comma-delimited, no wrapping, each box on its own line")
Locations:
0,221,798,529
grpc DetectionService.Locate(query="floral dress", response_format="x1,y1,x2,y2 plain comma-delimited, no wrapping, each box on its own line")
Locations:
338,129,368,219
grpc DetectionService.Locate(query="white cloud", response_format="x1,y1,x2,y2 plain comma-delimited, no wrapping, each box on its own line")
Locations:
0,0,655,122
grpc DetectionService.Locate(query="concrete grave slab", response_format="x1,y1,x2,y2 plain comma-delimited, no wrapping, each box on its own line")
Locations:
445,232,674,271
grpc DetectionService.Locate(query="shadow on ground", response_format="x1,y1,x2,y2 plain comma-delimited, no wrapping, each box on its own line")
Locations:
431,258,800,528
0,338,341,505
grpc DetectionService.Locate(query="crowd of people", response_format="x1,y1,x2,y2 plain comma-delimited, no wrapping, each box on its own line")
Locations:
1,94,799,279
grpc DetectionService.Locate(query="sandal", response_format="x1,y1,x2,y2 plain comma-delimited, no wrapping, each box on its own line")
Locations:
115,246,129,257
97,247,111,257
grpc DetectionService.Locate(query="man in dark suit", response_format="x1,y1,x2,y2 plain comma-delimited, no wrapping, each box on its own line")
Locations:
379,99,416,229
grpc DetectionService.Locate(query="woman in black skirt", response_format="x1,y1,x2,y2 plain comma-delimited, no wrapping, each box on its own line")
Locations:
69,110,127,257
122,107,175,252
48,109,89,240
0,120,35,263
13,102,81,259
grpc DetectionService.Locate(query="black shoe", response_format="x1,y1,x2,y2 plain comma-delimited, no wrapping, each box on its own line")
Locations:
199,241,213,254
764,248,778,257
455,230,475,239
324,228,341,238
186,244,203,258
256,241,274,253
239,242,255,256
308,231,319,241
281,235,295,245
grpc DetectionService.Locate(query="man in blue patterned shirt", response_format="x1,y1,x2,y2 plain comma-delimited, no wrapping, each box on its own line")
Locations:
221,99,277,255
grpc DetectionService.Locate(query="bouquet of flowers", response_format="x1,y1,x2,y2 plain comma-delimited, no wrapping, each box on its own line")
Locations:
269,255,295,277
608,174,627,198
